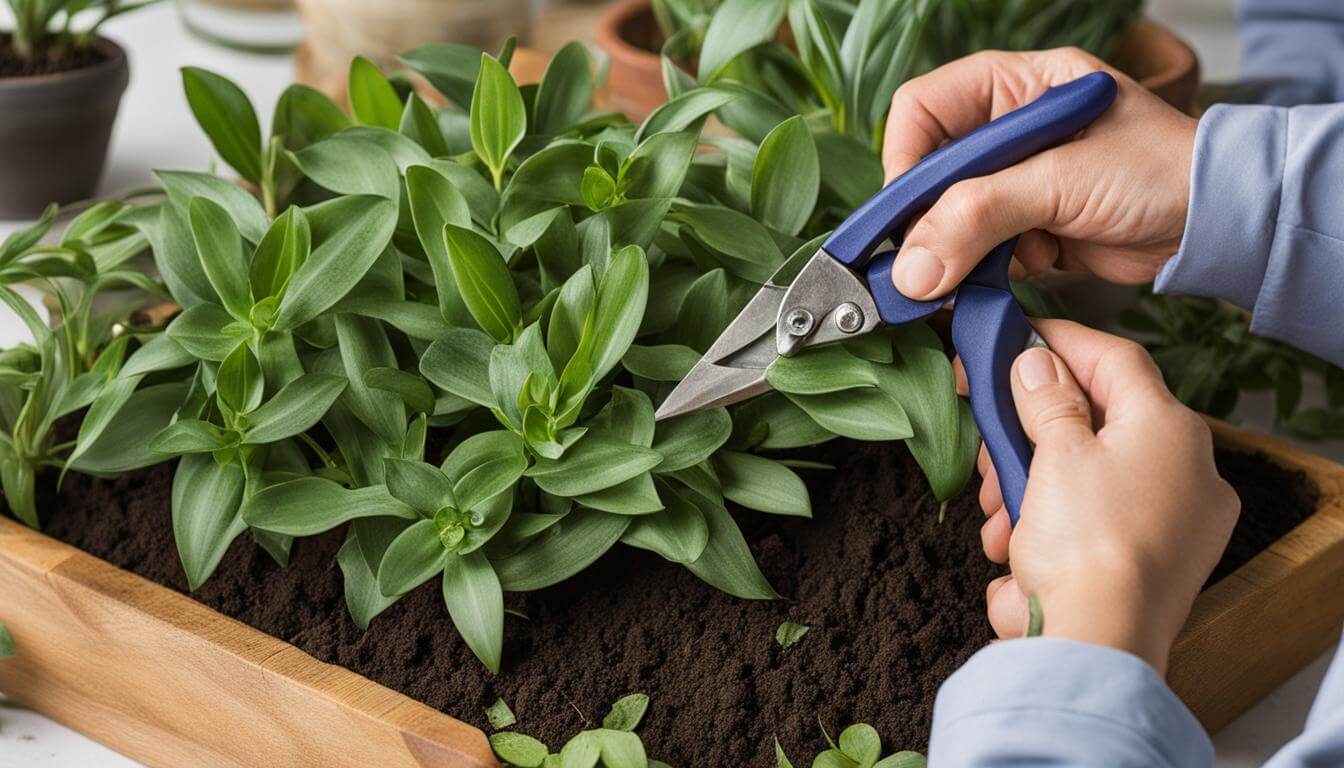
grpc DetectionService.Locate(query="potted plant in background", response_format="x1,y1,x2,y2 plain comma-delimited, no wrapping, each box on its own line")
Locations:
0,0,156,218
595,0,1199,121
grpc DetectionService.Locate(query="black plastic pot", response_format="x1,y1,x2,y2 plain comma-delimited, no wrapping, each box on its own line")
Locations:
0,37,129,218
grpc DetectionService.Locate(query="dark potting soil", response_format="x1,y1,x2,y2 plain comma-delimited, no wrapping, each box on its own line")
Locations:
0,38,106,79
35,443,1317,765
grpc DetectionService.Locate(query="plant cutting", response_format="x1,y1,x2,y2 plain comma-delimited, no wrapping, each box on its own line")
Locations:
0,0,158,216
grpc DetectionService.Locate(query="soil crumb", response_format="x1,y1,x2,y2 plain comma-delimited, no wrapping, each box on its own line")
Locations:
0,37,106,79
36,444,1316,765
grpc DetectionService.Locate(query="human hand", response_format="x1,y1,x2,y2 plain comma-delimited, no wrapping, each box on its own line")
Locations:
964,320,1239,675
882,48,1198,300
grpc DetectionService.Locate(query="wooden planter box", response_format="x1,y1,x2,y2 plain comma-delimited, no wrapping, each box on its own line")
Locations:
0,419,1340,766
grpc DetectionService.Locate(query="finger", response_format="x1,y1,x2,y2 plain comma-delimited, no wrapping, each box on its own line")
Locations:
953,356,969,396
1011,346,1095,446
976,443,990,477
981,509,1010,564
1031,319,1172,419
978,459,1003,517
882,49,1103,181
1014,230,1061,275
987,575,1030,639
890,157,1062,299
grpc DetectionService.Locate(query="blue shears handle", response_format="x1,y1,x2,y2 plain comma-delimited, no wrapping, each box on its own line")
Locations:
826,72,1117,525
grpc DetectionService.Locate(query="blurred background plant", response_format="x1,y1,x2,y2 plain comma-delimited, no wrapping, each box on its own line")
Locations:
3,0,158,60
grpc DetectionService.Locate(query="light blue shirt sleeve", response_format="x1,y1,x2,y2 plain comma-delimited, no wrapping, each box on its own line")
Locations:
928,4,1344,766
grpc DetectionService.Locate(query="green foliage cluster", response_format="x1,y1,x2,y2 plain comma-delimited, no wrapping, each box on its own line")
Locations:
1120,291,1344,438
3,0,158,60
777,723,927,768
0,23,981,673
491,694,665,768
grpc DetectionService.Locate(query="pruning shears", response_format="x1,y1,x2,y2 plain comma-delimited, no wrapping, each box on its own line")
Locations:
653,72,1118,525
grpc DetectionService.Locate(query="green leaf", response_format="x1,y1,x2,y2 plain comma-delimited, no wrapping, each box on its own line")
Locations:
470,53,527,187
872,753,927,768
622,344,699,382
348,56,403,130
525,434,663,497
592,729,646,767
485,698,517,730
294,136,401,201
560,733,601,768
243,373,347,444
775,739,795,768
150,419,236,455
242,478,417,536
384,457,456,515
674,203,784,283
364,367,435,415
839,724,881,767
736,393,836,450
399,43,486,108
0,622,13,659
420,327,496,407
547,265,596,372
405,164,473,324
157,170,269,243
776,621,809,648
651,409,731,472
786,388,912,441
713,451,810,517
172,453,246,590
767,345,878,394
637,87,737,141
442,550,504,672
273,83,351,151
697,0,786,81
491,732,549,768
165,303,250,362
217,343,264,415
337,525,401,630
752,116,819,237
573,472,662,515
455,452,528,512
587,245,649,380
602,694,650,731
621,484,708,563
1027,594,1044,637
188,197,251,321
877,325,972,500
182,67,262,182
495,509,630,591
534,41,593,134
0,449,36,528
400,93,450,157
622,131,698,200
445,223,522,343
335,315,405,446
377,518,449,595
581,166,618,211
275,195,398,330
684,490,778,599
70,382,189,475
250,206,311,302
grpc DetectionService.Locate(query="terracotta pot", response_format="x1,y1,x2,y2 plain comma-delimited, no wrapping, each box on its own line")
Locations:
0,37,128,218
595,0,1202,121
294,0,531,105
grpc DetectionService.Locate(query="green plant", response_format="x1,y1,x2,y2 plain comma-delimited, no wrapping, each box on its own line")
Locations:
6,31,983,673
0,621,13,659
491,694,667,768
777,723,927,768
3,0,159,60
0,200,168,527
921,0,1142,65
1117,290,1344,437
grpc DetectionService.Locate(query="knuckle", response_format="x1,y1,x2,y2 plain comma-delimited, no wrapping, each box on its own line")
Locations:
941,181,994,231
1031,394,1090,430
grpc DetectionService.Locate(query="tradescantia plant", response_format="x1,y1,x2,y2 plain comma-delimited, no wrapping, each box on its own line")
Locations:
6,28,983,673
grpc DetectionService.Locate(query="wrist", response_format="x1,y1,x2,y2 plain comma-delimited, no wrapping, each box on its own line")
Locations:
1034,572,1180,675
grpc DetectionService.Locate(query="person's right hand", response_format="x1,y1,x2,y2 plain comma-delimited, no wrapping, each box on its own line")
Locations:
882,48,1199,300
963,321,1240,675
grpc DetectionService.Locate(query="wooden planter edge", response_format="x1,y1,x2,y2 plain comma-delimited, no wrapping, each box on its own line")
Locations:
0,418,1341,764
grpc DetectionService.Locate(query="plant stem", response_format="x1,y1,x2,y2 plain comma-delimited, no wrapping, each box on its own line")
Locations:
297,432,337,469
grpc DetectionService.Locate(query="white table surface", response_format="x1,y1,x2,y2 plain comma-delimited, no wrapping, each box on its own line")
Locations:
0,2,1339,766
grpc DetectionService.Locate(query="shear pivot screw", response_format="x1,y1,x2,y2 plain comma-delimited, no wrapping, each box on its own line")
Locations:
835,303,863,334
784,308,814,336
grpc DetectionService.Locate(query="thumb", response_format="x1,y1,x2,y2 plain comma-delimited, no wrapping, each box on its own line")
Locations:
1010,346,1095,447
891,157,1058,300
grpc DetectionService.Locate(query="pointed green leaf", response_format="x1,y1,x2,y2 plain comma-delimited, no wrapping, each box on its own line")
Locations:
172,453,246,590
349,56,403,130
495,509,629,591
243,373,347,444
188,197,251,320
470,53,527,186
712,451,810,517
378,518,449,596
242,478,417,536
752,116,819,236
442,550,503,672
182,67,262,183
275,195,398,330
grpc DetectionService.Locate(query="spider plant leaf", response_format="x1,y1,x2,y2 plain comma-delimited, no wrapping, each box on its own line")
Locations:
442,549,504,672
182,67,262,183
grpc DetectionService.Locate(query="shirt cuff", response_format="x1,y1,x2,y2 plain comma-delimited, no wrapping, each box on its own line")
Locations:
932,638,1212,768
1155,104,1287,310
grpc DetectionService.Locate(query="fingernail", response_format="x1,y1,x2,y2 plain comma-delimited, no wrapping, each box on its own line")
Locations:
1016,347,1058,391
892,247,945,298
